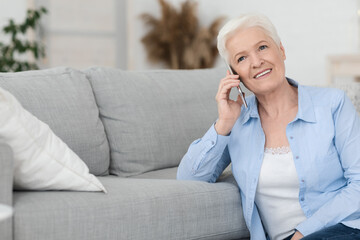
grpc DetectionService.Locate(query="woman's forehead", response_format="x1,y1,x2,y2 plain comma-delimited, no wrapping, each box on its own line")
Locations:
226,27,272,50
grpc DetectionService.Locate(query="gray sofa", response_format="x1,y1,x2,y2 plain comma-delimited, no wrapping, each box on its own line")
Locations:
0,67,250,240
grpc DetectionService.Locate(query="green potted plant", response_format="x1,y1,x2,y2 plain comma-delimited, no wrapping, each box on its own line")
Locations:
0,7,47,72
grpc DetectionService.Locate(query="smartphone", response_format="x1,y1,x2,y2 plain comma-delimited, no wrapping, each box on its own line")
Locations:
224,62,248,108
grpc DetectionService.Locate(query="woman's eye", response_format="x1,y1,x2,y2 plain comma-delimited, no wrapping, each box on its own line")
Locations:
259,45,268,50
237,56,245,63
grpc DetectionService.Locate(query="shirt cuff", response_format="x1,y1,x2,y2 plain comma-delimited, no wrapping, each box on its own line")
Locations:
190,123,230,170
203,123,231,151
296,217,324,236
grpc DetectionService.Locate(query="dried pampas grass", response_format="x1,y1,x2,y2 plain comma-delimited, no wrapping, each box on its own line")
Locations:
141,0,224,69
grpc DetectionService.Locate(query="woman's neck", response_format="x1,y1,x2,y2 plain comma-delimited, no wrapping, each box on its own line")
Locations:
256,81,298,119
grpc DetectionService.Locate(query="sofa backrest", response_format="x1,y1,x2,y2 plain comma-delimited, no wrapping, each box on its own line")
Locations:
0,67,110,176
85,67,227,177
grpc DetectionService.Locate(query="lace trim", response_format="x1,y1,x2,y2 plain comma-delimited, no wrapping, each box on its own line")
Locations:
264,146,291,155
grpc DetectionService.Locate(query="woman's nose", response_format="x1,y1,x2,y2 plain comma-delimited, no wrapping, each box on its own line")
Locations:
251,53,264,68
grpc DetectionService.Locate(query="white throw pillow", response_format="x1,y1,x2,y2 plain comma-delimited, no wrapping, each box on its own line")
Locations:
0,87,107,192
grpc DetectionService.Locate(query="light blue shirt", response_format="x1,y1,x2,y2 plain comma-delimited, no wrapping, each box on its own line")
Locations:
177,79,360,239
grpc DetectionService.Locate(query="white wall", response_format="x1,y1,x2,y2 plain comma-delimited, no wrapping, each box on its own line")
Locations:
0,0,123,69
38,0,119,69
130,0,359,86
0,0,27,43
1,0,359,86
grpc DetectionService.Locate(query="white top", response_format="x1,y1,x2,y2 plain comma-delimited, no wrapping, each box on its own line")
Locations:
255,146,307,240
0,204,13,222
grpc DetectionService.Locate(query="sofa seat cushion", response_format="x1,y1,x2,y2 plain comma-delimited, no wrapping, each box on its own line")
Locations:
129,165,236,184
13,176,249,240
0,68,109,176
128,166,179,179
86,67,225,177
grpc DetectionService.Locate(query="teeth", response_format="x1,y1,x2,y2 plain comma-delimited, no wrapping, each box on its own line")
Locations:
255,69,271,78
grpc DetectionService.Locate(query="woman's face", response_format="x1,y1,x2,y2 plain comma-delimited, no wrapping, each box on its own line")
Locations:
226,27,286,95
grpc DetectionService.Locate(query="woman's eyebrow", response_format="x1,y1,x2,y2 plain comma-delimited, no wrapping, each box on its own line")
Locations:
233,40,269,61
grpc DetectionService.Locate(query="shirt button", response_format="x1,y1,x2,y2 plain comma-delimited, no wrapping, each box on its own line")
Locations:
296,156,299,159
211,141,215,145
301,198,304,201
301,179,305,183
290,136,294,139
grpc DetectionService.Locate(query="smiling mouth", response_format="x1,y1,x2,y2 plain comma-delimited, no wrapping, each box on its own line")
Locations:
254,69,272,79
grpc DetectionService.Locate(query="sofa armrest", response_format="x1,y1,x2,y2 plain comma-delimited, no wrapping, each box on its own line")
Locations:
0,141,13,240
0,141,13,205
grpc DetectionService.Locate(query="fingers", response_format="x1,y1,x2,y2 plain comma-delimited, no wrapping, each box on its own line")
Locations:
216,75,240,102
216,81,240,102
217,74,240,93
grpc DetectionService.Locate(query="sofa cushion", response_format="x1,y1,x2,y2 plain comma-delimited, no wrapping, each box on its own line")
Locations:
0,68,109,176
13,175,249,240
86,67,225,177
128,165,235,183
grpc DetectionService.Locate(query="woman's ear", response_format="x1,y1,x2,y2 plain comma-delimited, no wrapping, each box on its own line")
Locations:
279,42,286,60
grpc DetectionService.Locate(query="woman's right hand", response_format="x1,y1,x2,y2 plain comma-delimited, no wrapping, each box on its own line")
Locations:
214,70,244,135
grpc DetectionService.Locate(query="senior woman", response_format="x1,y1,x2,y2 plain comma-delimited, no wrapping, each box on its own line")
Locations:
177,13,360,240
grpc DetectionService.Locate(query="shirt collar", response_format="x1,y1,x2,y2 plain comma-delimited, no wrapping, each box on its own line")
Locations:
240,78,317,125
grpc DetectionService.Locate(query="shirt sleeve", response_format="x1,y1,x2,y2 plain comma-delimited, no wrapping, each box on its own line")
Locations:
296,91,360,236
176,123,231,183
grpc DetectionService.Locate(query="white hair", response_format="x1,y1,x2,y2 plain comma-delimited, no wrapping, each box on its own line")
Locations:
217,13,281,63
